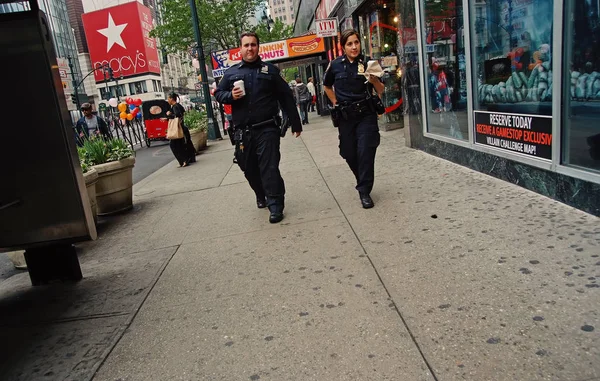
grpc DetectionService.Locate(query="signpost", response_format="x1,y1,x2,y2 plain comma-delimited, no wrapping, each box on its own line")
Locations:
316,18,338,37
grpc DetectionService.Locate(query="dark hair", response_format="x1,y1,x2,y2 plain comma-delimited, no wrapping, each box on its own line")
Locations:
240,31,260,47
168,92,179,101
340,29,360,48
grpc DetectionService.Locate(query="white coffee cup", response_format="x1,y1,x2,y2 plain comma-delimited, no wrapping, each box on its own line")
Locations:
233,80,245,96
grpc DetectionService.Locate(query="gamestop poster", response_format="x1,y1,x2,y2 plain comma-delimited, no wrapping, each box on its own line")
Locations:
474,110,553,160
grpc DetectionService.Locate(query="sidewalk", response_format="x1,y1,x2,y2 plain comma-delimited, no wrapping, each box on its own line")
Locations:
0,111,598,381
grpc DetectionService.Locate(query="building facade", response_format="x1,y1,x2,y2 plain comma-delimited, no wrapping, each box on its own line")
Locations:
269,0,295,26
297,0,600,216
1,0,85,117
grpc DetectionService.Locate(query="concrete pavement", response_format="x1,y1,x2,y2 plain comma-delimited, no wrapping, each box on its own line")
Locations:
0,111,598,381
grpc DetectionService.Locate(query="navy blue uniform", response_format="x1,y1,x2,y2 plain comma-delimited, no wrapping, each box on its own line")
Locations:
215,58,301,213
323,54,380,196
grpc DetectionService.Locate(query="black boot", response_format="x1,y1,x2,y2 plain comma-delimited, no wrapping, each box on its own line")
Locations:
359,193,374,209
256,197,267,209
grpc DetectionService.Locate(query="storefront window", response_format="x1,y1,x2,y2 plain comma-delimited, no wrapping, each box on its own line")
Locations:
358,2,403,127
562,1,600,172
423,0,468,140
471,0,554,160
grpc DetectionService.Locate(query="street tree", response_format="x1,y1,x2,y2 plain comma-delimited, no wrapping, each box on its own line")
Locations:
150,0,262,54
252,18,293,43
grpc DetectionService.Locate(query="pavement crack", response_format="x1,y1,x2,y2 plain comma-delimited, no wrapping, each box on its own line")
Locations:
0,311,132,328
88,244,182,381
299,135,440,381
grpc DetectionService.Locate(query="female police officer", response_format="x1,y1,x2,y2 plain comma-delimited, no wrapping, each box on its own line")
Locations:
323,29,385,209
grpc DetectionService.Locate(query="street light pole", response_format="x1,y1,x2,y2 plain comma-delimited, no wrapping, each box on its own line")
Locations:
188,0,222,140
67,55,81,116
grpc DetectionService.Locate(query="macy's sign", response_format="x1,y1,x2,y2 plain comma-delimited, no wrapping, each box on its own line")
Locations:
94,51,148,76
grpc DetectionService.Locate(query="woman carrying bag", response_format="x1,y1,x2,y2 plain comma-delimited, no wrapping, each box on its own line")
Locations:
164,93,196,167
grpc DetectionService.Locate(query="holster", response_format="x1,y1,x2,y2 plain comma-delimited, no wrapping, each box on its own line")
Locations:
233,128,249,171
329,106,342,127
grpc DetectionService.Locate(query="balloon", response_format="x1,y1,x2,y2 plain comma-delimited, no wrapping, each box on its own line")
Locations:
134,98,143,106
132,107,140,115
126,113,134,120
118,102,127,112
125,97,134,104
119,111,127,119
108,98,118,107
136,112,142,119
129,104,136,110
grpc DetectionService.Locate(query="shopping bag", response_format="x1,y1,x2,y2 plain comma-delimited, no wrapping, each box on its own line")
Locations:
167,117,184,139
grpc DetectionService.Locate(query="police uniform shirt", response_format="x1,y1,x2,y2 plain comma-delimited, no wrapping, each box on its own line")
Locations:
323,54,371,103
215,59,302,132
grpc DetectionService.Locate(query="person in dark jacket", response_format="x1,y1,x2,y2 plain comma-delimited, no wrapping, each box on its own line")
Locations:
75,103,110,145
164,93,196,167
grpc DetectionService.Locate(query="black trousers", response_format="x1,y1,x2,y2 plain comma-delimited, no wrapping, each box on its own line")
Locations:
182,125,196,162
236,127,285,213
338,111,380,195
170,138,188,166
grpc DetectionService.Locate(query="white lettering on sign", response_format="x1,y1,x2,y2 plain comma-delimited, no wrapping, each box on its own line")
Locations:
316,18,338,38
94,51,147,75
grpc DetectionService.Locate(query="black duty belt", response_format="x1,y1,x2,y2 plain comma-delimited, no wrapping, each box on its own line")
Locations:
247,118,278,129
339,98,372,114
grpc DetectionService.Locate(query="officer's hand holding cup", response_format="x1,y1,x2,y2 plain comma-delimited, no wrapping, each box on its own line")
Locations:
232,80,245,100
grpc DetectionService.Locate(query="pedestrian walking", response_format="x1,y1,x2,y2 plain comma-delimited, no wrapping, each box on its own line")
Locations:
294,77,312,124
75,103,110,145
164,93,196,167
323,29,385,209
215,31,302,223
307,77,316,112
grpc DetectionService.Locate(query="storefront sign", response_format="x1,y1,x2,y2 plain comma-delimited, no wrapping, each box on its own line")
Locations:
474,111,552,160
316,18,338,37
82,2,161,82
211,35,325,78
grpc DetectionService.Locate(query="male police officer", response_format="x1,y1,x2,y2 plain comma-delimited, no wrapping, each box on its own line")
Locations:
215,32,302,223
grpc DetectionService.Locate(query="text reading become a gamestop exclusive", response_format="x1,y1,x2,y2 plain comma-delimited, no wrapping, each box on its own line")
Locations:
476,113,552,156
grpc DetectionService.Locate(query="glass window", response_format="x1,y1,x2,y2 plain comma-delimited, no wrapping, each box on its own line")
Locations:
423,0,467,140
360,7,403,125
471,0,554,160
129,81,148,95
562,1,600,172
284,15,287,21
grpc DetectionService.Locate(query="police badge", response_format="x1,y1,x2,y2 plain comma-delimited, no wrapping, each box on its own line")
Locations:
358,63,365,73
261,65,268,74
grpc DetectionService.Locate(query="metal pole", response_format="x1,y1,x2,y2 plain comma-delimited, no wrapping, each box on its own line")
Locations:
188,0,222,140
67,56,81,117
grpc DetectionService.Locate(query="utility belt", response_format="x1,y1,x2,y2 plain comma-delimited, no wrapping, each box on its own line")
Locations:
338,99,374,115
330,98,375,127
232,115,284,144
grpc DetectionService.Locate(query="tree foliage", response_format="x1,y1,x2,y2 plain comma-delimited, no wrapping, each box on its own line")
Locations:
150,0,262,54
252,18,293,43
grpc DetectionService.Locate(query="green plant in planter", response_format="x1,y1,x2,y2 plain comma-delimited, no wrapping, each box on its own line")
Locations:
184,109,208,132
78,136,134,167
77,146,90,173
